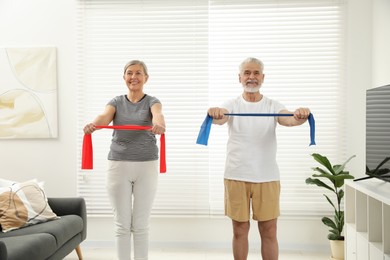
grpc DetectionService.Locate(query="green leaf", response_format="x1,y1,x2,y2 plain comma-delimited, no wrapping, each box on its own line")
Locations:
311,153,334,174
305,178,334,192
312,167,333,176
311,173,354,189
333,155,356,175
334,174,354,187
322,217,337,229
329,229,340,236
312,172,336,181
324,195,337,211
337,190,344,205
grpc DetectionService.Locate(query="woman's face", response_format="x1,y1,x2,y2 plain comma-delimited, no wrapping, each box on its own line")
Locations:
123,64,148,91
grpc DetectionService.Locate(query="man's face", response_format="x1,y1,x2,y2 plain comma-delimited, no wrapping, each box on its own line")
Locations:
239,62,264,92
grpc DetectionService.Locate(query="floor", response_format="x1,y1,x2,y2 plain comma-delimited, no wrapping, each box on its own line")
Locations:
64,247,331,260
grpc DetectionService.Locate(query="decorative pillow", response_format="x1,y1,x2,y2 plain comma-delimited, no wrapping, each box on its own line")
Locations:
0,180,58,232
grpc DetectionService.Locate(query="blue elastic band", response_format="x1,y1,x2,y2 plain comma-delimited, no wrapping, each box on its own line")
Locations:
196,113,316,146
196,114,213,146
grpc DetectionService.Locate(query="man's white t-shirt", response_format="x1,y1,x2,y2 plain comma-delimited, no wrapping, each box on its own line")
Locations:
222,95,286,183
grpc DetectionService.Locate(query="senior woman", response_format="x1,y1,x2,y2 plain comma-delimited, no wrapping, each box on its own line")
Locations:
83,60,165,260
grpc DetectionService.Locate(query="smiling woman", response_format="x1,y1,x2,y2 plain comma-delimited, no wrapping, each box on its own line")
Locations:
81,59,166,259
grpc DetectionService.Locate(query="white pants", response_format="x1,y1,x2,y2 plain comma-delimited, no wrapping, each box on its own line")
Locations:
106,160,158,260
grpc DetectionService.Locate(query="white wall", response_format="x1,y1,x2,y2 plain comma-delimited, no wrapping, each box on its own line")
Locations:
0,0,77,196
345,0,372,178
1,0,389,253
346,0,390,178
372,0,390,88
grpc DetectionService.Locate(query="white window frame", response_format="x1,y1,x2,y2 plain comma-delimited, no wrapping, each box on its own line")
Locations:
77,0,347,217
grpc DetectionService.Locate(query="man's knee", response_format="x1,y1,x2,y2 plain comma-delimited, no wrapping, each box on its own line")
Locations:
258,219,277,238
233,220,250,238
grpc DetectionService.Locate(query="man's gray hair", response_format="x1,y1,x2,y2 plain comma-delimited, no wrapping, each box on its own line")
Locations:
123,60,149,76
239,57,264,73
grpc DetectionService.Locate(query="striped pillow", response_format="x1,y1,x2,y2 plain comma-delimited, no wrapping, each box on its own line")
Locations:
0,180,58,232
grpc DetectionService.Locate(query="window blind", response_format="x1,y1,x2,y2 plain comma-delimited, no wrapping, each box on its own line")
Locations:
77,0,347,217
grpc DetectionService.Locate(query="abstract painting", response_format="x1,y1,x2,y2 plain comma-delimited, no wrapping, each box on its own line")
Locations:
0,47,58,138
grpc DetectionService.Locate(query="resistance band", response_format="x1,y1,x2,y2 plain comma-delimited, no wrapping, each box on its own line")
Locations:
82,125,166,173
196,113,315,146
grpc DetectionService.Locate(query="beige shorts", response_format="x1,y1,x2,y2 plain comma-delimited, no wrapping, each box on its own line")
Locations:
224,179,280,222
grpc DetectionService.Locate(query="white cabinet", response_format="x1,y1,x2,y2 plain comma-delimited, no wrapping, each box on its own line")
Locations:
345,179,390,260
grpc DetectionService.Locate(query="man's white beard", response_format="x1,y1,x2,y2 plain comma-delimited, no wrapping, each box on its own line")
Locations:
243,85,261,93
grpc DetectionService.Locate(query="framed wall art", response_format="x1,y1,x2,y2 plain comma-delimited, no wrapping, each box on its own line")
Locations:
0,47,58,139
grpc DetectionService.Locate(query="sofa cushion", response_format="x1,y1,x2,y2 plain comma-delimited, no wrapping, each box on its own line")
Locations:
0,180,58,232
0,233,57,260
0,215,83,248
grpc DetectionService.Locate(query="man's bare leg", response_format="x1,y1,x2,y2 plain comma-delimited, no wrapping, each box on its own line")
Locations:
232,220,250,260
258,218,278,260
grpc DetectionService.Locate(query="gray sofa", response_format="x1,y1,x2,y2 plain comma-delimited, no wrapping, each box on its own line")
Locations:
0,197,87,260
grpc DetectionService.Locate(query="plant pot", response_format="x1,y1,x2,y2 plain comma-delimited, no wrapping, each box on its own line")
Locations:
330,240,344,260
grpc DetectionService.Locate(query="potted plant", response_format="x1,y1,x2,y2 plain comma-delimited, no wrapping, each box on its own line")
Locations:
305,153,355,260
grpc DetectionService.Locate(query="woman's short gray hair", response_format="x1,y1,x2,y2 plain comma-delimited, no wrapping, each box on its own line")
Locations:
239,57,264,73
123,60,149,76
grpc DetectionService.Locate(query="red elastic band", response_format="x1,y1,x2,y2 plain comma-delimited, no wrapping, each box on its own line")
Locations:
81,125,166,173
